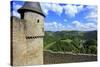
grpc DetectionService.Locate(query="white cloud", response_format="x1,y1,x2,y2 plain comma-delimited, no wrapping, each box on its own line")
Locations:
64,19,67,22
72,21,97,31
86,5,97,10
12,10,20,18
77,5,84,11
15,4,22,10
85,12,97,19
51,3,63,16
44,22,66,31
44,20,97,31
86,23,97,29
72,21,86,30
85,11,97,23
40,3,63,16
13,2,22,11
63,5,84,17
85,5,97,23
41,3,84,17
72,21,81,26
63,5,77,17
12,2,22,18
40,3,50,15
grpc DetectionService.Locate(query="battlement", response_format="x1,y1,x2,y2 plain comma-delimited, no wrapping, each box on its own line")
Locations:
44,50,97,64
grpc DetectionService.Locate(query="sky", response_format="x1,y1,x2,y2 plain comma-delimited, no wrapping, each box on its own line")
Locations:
11,1,97,31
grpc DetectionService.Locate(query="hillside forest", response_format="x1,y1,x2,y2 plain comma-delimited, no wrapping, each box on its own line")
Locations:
44,30,97,54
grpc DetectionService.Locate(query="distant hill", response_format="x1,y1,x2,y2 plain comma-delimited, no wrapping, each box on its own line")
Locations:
84,30,97,40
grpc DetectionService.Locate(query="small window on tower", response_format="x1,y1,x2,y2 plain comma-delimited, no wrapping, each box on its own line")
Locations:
37,19,39,23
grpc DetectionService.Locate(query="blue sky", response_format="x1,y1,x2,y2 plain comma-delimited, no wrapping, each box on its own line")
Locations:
11,1,97,31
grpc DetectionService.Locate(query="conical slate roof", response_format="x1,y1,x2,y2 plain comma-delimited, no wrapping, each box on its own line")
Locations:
18,2,45,17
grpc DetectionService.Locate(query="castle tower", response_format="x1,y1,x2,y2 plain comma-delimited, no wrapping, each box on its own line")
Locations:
18,2,45,65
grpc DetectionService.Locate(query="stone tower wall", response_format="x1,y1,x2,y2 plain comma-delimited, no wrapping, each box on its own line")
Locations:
24,12,44,65
26,38,43,65
24,12,44,37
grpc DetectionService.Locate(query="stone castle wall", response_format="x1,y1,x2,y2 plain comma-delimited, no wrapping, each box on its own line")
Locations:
11,16,27,66
44,50,97,64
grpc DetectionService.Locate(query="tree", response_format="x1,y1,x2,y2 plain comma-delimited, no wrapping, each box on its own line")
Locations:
83,39,97,54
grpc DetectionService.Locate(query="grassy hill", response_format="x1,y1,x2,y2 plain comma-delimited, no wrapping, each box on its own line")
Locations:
44,30,97,54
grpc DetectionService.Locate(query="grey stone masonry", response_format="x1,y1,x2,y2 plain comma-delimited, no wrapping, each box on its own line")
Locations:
11,2,45,66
